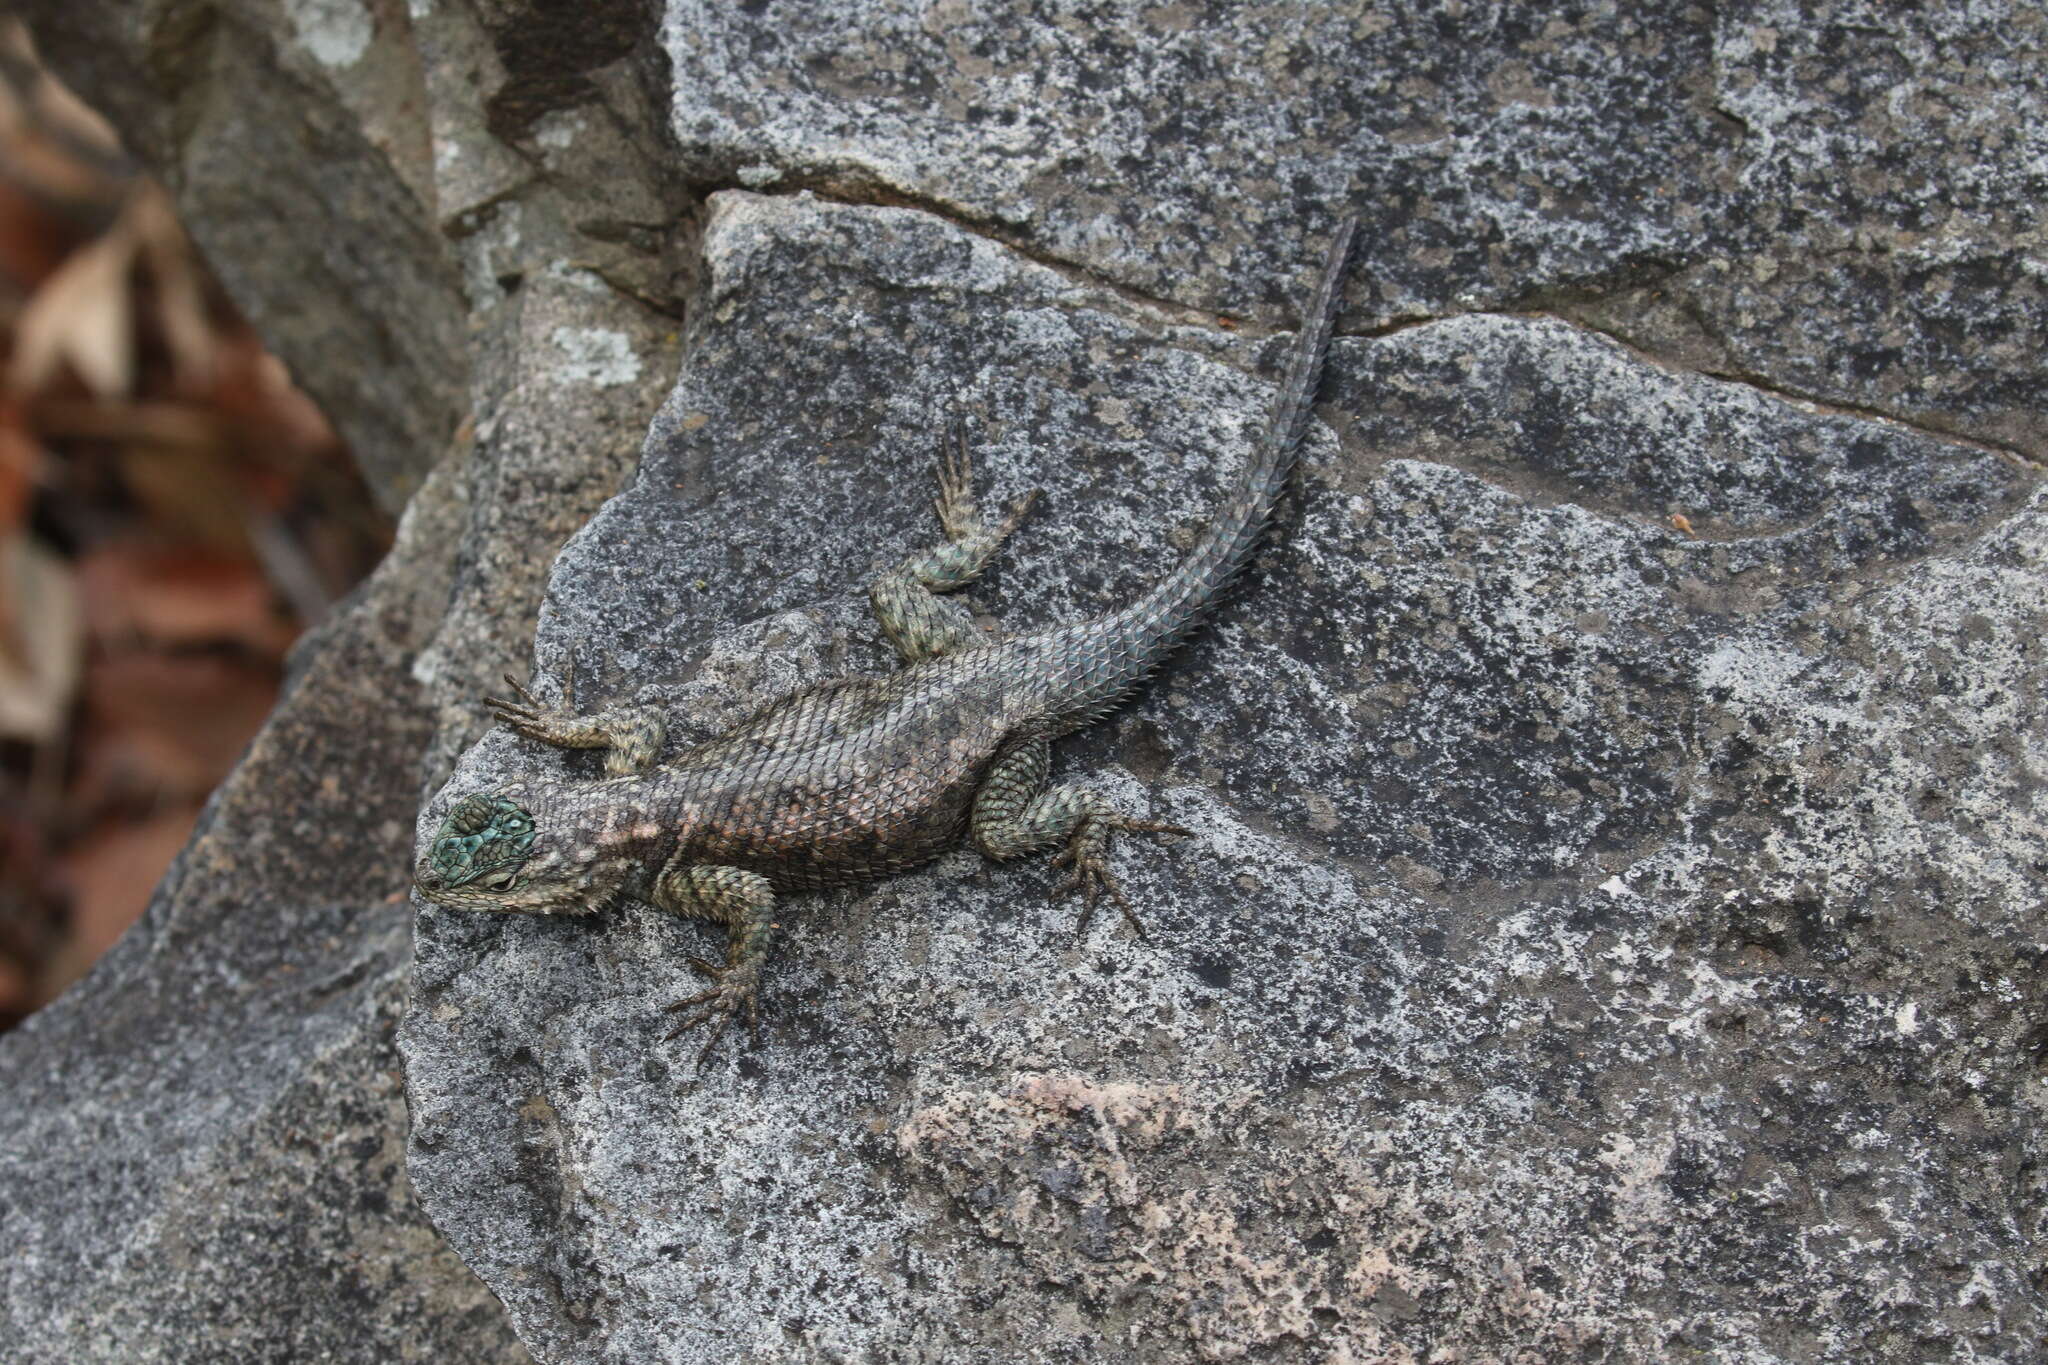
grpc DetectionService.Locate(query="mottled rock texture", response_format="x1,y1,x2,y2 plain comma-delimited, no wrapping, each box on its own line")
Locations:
664,0,2045,460
403,193,2045,1362
1,0,685,1359
5,0,2043,1361
0,460,530,1362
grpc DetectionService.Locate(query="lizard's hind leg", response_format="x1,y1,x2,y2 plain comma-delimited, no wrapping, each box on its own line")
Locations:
970,738,1188,939
869,419,1039,664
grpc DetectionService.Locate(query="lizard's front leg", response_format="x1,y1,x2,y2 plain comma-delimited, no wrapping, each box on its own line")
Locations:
969,737,1188,939
486,674,665,777
869,419,1039,664
652,862,780,1063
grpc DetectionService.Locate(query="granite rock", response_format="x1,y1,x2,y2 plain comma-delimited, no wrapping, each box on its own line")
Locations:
401,192,2046,1362
660,0,2047,458
0,0,687,1358
5,1,2041,1360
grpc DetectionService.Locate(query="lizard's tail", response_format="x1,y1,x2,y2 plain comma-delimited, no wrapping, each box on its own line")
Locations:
1037,216,1358,733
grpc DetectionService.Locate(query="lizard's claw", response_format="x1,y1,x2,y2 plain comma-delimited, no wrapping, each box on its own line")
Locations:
996,486,1044,540
933,417,1042,545
1054,847,1135,938
934,420,981,541
663,958,764,1066
485,673,576,744
1053,817,1190,941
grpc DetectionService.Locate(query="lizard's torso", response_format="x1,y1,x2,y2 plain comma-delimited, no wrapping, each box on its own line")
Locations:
676,648,1027,890
543,640,1055,896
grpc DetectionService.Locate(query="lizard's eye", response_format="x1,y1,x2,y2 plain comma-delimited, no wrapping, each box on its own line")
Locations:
483,870,518,891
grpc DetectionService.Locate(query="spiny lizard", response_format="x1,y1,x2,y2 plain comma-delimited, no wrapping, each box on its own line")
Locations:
414,218,1358,1060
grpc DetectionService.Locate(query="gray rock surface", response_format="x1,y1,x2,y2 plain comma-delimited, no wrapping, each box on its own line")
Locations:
2,0,686,1359
402,191,2046,1362
5,0,2042,1361
662,0,2046,459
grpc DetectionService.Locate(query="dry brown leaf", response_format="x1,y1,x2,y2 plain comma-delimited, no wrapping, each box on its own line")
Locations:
42,804,200,999
75,649,279,802
25,396,221,449
248,348,339,451
207,334,341,460
76,543,288,652
0,949,31,1017
128,185,215,389
0,534,83,741
115,442,249,551
0,177,90,292
8,215,134,397
0,408,41,531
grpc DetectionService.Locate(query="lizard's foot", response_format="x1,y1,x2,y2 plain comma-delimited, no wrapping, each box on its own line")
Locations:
485,673,665,774
1053,816,1190,940
484,674,582,746
662,956,763,1065
934,418,1039,546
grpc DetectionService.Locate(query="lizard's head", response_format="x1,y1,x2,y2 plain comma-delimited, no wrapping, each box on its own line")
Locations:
414,789,623,915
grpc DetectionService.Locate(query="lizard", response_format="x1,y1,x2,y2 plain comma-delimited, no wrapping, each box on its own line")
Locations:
413,217,1358,1061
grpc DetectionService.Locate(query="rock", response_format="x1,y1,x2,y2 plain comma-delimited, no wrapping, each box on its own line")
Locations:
0,461,530,1363
1,1,687,1358
659,1,2046,458
401,192,2047,1361
7,0,2042,1360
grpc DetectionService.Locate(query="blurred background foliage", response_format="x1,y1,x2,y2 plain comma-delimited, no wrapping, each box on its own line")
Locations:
0,22,389,1029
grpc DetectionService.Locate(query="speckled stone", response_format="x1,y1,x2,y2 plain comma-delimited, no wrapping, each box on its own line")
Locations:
1,0,685,1358
401,193,2046,1363
0,459,529,1363
659,0,2047,458
10,1,2043,1359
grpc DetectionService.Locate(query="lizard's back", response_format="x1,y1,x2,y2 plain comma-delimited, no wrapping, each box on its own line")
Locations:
670,642,1033,889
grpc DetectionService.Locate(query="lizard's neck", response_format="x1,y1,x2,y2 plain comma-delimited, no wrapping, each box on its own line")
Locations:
530,773,699,904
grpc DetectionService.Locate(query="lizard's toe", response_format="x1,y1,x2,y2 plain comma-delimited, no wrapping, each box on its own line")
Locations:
1111,816,1190,840
1057,850,1148,941
662,967,763,1065
994,487,1043,537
